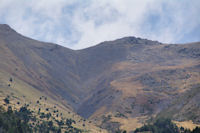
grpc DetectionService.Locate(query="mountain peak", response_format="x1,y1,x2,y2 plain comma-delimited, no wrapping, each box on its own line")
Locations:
114,36,161,45
0,24,16,34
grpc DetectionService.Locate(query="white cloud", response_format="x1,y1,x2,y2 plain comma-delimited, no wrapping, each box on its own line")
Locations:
139,0,200,43
0,0,199,49
70,0,152,49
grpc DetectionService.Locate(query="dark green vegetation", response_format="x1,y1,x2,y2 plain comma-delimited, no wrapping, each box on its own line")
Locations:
134,118,200,133
0,106,82,133
3,96,10,104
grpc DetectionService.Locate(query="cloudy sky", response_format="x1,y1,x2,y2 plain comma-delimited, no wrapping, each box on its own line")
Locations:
0,0,199,49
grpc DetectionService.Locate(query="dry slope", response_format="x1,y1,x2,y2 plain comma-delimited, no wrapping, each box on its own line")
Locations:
0,24,200,132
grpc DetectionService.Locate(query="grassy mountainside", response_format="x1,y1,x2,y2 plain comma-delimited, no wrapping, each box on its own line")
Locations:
0,24,200,132
76,40,200,132
0,24,106,132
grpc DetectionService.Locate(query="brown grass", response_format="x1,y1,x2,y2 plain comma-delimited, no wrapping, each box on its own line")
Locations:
111,116,147,132
173,120,200,130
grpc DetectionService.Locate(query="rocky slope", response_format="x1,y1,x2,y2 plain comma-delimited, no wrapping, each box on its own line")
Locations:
0,24,200,132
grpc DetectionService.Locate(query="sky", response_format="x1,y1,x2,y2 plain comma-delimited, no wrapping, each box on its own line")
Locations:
0,0,200,49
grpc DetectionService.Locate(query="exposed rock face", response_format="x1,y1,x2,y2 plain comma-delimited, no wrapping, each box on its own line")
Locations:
0,24,200,131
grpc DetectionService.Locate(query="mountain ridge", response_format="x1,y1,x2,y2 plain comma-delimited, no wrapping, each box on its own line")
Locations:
0,24,200,132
